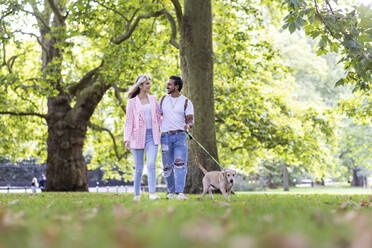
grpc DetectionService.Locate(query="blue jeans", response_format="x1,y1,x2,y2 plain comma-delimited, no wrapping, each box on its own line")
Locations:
132,129,158,196
161,132,188,193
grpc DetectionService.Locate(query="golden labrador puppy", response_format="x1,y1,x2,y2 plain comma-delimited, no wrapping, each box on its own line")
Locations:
195,156,237,201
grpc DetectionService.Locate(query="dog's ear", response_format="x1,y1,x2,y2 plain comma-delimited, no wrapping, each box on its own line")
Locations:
223,171,228,179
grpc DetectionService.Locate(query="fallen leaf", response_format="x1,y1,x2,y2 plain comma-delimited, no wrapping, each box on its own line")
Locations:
43,224,61,245
218,201,231,207
182,219,224,244
112,204,132,219
260,233,312,248
46,200,54,209
7,200,19,206
360,199,369,207
167,206,175,216
349,213,372,248
0,210,24,228
221,208,233,227
339,201,348,210
263,214,273,223
228,235,255,248
115,225,143,248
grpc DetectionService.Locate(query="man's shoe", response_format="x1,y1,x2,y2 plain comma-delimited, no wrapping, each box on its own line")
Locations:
149,194,160,200
177,193,188,200
167,193,175,199
133,195,141,201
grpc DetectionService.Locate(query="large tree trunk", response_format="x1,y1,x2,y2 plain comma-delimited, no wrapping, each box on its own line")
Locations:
180,0,219,193
46,94,88,191
351,168,363,187
46,80,110,191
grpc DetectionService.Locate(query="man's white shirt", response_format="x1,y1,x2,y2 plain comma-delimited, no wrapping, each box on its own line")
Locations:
160,95,194,132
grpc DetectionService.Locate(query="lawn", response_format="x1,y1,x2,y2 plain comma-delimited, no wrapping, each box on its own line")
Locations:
1,191,372,248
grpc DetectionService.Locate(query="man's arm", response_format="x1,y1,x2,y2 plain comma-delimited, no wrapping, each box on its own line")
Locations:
185,114,194,130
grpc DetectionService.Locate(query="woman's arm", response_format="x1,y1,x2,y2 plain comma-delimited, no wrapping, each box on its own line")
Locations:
123,99,134,147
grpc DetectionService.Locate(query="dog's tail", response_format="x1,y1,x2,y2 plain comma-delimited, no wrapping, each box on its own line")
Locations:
194,156,208,175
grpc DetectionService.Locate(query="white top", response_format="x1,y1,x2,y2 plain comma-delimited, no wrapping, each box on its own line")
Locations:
143,104,152,129
160,95,194,132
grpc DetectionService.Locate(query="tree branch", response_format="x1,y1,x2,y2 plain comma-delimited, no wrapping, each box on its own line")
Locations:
92,0,128,22
14,30,48,52
68,60,104,97
111,9,166,44
88,122,127,161
2,42,6,66
0,8,16,22
325,0,335,15
170,0,183,26
23,7,50,30
128,8,141,26
163,9,179,49
47,0,65,25
6,54,21,73
0,111,46,119
112,84,127,112
313,0,342,42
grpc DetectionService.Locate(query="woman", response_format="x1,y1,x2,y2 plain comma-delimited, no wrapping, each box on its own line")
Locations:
124,74,161,200
31,177,38,193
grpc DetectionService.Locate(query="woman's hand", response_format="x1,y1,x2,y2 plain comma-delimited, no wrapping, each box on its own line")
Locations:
124,141,130,150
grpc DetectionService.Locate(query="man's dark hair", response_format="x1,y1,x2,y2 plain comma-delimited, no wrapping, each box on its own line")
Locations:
170,76,183,92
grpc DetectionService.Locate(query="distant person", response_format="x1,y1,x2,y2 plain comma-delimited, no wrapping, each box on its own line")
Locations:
124,75,161,201
38,174,46,192
31,177,38,193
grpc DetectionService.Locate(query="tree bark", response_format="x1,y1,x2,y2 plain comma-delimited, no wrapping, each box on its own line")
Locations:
179,0,219,193
46,94,88,191
46,80,110,191
282,163,289,191
351,168,363,187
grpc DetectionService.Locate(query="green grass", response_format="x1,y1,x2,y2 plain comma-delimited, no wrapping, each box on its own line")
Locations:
1,191,372,248
252,185,372,194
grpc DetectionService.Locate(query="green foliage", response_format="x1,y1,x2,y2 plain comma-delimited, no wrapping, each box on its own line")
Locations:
336,121,372,181
282,0,372,92
213,0,336,177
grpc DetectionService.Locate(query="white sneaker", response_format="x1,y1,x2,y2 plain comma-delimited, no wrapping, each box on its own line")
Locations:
177,193,188,200
167,193,175,199
149,194,160,200
133,195,141,201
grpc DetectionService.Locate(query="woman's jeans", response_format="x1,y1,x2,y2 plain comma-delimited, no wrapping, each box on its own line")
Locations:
161,132,188,193
132,129,158,196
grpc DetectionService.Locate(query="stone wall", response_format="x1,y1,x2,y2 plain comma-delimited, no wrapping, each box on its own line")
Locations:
0,163,132,187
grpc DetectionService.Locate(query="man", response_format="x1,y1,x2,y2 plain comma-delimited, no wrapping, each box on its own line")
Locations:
160,76,194,200
38,174,46,192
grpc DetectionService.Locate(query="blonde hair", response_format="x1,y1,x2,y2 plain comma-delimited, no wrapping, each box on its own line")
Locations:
127,74,152,99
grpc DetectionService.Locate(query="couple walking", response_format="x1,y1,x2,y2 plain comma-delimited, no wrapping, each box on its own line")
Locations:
124,75,194,200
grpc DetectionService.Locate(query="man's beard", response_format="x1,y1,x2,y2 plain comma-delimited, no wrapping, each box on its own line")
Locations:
168,88,175,94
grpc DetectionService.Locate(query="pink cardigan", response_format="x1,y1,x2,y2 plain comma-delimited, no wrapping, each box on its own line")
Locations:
124,95,161,149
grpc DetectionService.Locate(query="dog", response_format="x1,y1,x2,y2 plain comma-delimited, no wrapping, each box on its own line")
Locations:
195,156,237,201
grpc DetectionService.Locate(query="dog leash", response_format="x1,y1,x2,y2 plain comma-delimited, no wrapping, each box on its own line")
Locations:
185,130,226,171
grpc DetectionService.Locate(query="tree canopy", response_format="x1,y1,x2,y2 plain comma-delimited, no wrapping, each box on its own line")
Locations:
0,0,371,189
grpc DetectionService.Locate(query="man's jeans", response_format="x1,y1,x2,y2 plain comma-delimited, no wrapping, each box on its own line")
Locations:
161,132,188,193
132,129,158,196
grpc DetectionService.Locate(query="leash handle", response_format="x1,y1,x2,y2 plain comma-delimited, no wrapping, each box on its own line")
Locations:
185,130,225,170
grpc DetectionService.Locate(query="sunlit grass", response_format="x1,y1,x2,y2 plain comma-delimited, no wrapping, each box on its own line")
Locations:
1,192,372,248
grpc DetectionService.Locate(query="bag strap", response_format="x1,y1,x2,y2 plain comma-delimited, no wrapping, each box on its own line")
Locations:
161,95,188,118
160,95,166,114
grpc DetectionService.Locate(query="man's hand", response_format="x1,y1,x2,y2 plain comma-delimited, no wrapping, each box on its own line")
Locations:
124,141,130,150
185,115,194,131
184,123,193,131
